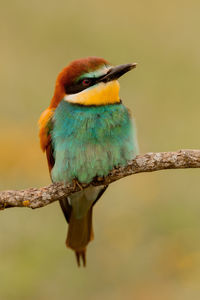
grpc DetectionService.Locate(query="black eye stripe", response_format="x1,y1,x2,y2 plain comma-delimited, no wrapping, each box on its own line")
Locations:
65,77,98,94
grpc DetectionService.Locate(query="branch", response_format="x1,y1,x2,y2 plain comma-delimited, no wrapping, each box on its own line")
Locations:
1,149,200,210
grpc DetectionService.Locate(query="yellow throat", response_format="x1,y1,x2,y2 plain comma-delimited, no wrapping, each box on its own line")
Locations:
64,80,120,106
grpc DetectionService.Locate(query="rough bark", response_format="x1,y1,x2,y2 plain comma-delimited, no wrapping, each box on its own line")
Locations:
0,149,200,210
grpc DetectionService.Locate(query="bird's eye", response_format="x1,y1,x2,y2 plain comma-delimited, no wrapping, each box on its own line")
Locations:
82,78,91,86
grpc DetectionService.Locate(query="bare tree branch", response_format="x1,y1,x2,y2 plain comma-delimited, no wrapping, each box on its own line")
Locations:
1,149,200,210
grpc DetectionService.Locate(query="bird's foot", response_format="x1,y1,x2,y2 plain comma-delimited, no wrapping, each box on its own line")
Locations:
0,202,7,210
72,179,83,191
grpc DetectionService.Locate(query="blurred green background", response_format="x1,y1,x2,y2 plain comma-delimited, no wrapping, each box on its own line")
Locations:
1,0,200,299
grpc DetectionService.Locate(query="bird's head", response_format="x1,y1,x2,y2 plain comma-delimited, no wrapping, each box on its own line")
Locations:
50,56,136,108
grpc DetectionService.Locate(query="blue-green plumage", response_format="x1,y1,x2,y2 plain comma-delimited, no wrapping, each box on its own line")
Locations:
51,100,138,184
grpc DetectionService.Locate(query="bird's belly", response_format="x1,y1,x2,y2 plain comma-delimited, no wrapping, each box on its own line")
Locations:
51,101,138,184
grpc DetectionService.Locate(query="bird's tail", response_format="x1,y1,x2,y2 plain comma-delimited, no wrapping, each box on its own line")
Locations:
66,206,94,267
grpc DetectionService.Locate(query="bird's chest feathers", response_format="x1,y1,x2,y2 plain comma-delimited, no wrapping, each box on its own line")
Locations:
51,101,135,183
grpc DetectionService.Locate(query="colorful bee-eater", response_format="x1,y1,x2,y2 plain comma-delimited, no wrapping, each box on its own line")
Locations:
38,57,138,266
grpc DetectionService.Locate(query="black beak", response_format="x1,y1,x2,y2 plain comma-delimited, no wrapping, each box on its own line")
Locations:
98,63,137,83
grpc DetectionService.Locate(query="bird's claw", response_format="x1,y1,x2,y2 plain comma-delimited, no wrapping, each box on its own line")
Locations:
73,179,83,191
0,202,7,210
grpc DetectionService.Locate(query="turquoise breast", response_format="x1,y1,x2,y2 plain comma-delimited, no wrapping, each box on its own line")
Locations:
51,101,138,184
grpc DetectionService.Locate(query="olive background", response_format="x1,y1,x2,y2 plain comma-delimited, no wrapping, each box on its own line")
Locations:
1,1,200,299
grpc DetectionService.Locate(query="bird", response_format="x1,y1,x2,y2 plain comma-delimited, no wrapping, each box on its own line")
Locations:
38,57,138,266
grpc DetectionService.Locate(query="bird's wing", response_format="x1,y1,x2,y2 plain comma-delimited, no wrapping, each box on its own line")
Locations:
38,108,55,172
39,107,72,222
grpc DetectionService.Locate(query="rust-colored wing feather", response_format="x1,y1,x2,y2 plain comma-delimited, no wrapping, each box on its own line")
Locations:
38,108,55,172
